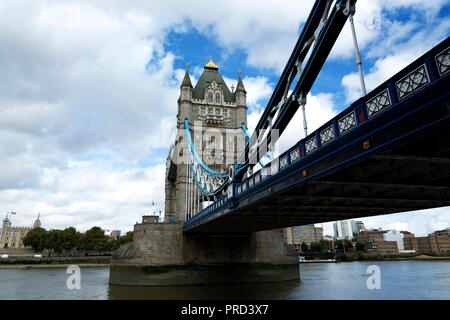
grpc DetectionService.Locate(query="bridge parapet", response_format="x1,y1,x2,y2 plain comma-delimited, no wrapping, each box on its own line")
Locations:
233,37,449,198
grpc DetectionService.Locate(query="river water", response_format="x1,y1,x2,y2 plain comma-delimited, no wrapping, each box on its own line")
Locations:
0,261,448,300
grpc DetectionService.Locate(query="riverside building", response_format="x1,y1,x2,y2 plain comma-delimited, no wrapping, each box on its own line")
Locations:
1,214,41,249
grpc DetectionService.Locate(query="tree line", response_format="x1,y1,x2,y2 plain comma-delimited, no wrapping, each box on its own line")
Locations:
23,226,133,256
300,239,366,253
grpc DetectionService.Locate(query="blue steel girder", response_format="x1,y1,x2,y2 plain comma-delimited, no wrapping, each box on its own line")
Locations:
182,0,357,196
184,119,229,196
184,37,450,233
237,0,357,179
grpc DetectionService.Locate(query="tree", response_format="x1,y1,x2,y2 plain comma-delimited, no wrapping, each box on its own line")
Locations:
334,240,342,250
310,242,322,252
45,229,65,256
356,242,366,252
60,227,80,252
344,240,353,251
301,242,308,252
319,239,328,252
119,231,133,246
80,227,109,254
23,228,48,252
335,240,353,252
107,239,121,251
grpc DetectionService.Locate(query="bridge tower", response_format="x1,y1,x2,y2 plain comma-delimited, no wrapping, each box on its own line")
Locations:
110,58,298,286
164,58,247,223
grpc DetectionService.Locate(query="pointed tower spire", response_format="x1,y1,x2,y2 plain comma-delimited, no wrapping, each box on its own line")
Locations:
33,213,41,229
235,70,247,107
236,70,246,93
178,62,193,120
181,63,193,88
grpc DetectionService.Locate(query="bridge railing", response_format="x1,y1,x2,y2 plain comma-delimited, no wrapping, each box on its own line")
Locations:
184,194,229,226
233,37,449,199
184,37,449,229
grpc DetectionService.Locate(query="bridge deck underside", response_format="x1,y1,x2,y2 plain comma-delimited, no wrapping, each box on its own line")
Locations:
189,98,450,233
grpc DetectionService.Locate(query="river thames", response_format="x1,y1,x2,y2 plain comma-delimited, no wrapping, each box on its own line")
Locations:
0,260,449,300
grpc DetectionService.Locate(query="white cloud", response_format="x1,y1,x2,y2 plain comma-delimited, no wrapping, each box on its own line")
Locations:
0,161,166,232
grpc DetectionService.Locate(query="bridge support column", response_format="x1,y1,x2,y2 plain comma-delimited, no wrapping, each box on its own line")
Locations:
109,222,299,286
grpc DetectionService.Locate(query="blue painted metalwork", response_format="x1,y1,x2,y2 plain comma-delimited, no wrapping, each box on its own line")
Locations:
181,0,358,198
235,0,358,178
185,119,227,178
184,119,230,196
184,37,450,232
241,124,270,168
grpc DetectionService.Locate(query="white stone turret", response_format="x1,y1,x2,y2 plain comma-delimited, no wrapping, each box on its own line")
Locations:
178,66,193,126
235,70,247,107
33,213,41,229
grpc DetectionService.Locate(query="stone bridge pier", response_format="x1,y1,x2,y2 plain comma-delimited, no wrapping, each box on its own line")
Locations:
109,221,299,286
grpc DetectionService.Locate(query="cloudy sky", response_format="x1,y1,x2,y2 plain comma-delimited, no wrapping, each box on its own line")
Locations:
0,0,449,236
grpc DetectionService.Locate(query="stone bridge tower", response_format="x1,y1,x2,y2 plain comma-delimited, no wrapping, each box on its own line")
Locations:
165,58,247,223
110,58,298,286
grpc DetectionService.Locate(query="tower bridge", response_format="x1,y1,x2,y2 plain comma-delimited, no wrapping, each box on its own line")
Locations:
110,0,450,286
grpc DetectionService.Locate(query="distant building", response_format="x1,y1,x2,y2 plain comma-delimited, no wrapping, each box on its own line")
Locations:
334,220,365,239
400,229,449,254
285,224,323,249
358,227,450,255
333,220,353,239
357,229,399,254
322,235,335,250
401,231,418,251
110,230,121,240
430,228,450,236
351,221,365,237
358,228,385,242
323,235,334,241
384,229,405,252
420,229,450,254
416,236,431,253
1,214,41,249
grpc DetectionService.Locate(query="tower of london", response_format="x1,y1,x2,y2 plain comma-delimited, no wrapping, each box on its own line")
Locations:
1,214,41,249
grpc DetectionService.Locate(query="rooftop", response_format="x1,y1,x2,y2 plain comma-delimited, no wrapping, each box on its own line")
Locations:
192,58,235,103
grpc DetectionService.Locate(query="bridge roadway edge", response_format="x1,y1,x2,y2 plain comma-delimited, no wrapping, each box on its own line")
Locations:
109,222,299,286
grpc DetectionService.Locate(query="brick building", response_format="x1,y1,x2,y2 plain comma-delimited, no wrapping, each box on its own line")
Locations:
358,228,450,255
357,229,399,254
284,224,323,249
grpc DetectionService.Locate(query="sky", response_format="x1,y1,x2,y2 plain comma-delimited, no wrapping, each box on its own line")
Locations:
0,0,449,236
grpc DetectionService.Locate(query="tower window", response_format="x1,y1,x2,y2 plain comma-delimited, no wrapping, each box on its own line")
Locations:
216,93,221,103
200,108,206,116
208,92,213,103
